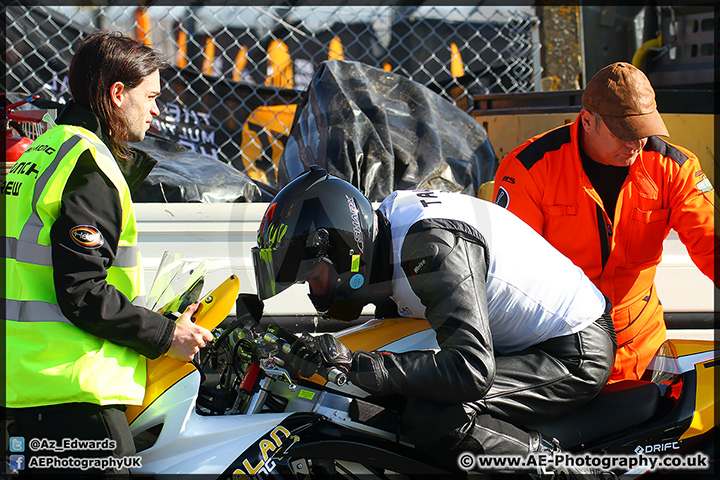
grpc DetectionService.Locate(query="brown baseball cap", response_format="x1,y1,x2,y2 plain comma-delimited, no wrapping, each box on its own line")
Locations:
582,62,669,141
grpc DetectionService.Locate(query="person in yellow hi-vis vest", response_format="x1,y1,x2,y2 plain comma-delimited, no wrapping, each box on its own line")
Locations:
4,31,213,478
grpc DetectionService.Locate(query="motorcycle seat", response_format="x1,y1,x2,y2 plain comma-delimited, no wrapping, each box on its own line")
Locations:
526,379,661,450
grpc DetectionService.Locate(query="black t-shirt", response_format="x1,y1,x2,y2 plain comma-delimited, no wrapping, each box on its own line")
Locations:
580,147,629,223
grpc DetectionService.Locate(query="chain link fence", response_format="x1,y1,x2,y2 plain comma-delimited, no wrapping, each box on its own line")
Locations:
6,3,541,190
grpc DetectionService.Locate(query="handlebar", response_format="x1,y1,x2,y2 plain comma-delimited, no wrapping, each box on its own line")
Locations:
262,331,348,386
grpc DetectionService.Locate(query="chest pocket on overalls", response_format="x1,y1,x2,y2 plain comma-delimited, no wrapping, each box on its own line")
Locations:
625,207,669,267
540,204,578,248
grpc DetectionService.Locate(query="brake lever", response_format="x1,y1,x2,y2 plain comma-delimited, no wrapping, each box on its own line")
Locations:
259,358,297,391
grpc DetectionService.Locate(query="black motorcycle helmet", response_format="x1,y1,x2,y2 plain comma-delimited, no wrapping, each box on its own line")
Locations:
252,167,378,321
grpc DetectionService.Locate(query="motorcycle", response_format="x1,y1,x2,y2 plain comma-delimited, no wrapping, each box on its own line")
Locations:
128,256,717,479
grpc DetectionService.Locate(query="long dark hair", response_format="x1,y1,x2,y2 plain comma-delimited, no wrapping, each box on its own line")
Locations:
68,31,169,162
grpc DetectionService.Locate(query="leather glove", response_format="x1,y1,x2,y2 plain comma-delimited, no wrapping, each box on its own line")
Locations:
349,350,392,395
235,293,264,326
285,333,353,379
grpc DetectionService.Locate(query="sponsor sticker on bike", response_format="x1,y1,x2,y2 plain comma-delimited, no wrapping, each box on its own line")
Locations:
232,425,299,479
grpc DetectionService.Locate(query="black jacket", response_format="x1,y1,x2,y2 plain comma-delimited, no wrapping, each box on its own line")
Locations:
359,222,494,404
49,102,175,359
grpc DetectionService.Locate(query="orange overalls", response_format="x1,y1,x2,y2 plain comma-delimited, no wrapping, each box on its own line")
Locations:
492,115,717,382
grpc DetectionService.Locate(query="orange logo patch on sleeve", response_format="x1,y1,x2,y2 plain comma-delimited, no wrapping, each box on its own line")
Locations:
70,225,105,249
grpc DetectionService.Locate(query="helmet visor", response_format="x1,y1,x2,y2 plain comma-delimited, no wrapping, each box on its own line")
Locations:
252,241,322,300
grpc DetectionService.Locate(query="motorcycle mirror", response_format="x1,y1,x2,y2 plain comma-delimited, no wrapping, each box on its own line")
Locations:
236,293,264,327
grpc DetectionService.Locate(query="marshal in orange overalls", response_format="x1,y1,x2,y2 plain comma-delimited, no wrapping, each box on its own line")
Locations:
492,115,717,382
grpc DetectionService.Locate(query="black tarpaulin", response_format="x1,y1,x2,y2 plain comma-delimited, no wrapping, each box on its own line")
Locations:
278,60,497,201
132,136,262,203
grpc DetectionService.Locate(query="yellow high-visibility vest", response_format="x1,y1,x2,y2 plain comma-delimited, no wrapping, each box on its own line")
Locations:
4,125,146,407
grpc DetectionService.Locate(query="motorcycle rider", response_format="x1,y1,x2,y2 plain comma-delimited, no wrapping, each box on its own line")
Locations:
252,166,618,475
5,32,212,478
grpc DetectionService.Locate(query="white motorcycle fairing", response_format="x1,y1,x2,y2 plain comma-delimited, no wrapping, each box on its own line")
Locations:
130,370,293,476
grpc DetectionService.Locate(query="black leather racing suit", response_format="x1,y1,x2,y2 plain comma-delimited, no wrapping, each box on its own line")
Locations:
350,191,617,460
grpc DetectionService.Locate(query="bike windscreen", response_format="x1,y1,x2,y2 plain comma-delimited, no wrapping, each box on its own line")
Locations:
145,251,207,313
